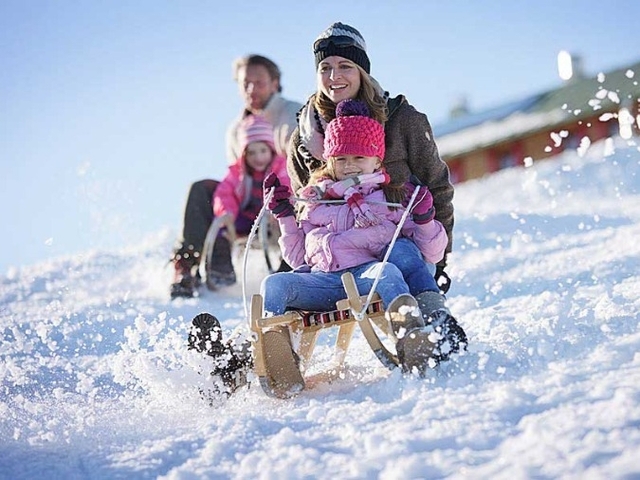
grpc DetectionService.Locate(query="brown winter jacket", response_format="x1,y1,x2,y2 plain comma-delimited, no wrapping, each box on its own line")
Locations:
287,94,455,266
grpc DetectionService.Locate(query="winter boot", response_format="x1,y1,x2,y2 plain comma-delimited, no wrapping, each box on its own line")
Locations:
416,291,468,363
188,312,225,355
386,294,435,375
259,326,305,399
188,313,251,396
206,236,237,290
171,256,201,299
424,309,468,364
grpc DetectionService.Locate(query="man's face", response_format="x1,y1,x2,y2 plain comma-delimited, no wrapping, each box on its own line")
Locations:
237,64,279,112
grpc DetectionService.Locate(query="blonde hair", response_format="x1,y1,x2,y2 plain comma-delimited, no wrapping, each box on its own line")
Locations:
309,161,337,185
314,64,388,124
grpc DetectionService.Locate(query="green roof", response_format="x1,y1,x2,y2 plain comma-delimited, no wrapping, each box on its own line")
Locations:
533,59,640,118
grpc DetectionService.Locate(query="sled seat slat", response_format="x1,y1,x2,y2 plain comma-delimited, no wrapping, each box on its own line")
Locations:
256,294,384,332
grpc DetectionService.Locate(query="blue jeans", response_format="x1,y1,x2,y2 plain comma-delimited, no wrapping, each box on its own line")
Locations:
385,238,439,296
261,262,410,316
261,238,438,315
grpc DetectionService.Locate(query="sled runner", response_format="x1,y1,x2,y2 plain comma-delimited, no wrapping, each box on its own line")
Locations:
199,211,283,287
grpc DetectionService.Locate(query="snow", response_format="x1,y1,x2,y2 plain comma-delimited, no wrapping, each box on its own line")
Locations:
2,137,640,479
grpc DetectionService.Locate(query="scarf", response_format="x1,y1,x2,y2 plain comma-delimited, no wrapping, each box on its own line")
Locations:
299,171,390,228
298,101,327,162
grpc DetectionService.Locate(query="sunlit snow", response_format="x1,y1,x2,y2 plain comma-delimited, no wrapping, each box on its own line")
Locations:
1,137,639,479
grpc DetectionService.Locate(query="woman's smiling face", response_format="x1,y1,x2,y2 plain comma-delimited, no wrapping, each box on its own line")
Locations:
317,56,362,104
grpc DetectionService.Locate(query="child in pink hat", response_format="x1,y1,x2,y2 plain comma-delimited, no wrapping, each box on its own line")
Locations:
249,99,467,397
171,115,290,297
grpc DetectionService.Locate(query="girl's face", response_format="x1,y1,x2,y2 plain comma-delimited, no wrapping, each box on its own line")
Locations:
317,56,361,104
244,141,273,172
331,155,381,180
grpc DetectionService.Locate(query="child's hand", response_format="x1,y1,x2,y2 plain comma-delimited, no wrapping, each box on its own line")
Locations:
264,173,295,219
406,176,435,224
412,186,435,224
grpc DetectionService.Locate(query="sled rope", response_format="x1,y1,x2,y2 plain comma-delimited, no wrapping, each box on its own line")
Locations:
293,197,404,208
241,188,274,321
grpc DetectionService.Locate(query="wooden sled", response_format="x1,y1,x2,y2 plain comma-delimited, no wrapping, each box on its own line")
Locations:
249,272,402,398
199,213,282,286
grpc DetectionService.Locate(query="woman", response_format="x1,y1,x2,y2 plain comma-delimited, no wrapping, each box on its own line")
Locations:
287,22,455,294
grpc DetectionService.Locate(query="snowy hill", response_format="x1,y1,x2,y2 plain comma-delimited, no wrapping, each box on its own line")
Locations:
1,137,639,479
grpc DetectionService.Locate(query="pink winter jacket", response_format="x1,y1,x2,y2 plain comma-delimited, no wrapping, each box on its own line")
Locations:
213,154,289,219
277,183,448,272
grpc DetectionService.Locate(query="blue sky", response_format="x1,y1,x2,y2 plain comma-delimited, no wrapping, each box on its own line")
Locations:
1,0,639,273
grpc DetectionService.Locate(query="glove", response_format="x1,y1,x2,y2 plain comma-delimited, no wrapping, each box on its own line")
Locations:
435,264,451,294
264,173,295,219
412,186,435,224
406,176,435,224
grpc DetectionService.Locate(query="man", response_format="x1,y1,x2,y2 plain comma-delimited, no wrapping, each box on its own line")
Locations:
171,55,302,299
226,55,302,162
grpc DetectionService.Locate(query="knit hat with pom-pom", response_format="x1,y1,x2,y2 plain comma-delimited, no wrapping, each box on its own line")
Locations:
323,99,385,160
237,115,276,157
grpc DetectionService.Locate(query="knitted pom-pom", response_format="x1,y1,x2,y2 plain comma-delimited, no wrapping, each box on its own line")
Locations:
335,99,371,118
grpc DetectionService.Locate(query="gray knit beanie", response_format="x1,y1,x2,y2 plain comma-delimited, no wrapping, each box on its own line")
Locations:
313,22,370,74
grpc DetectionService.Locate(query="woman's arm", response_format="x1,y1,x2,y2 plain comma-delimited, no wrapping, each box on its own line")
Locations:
385,99,454,264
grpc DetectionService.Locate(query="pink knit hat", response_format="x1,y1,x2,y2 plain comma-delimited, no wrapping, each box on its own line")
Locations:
323,100,385,160
237,115,276,155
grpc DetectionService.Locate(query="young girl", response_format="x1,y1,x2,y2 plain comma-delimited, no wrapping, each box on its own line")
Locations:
257,99,466,395
263,99,446,314
171,115,290,298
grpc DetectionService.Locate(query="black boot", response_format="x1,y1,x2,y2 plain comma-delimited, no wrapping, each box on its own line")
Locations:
206,236,237,289
188,313,251,396
424,309,468,363
171,256,201,299
188,313,225,355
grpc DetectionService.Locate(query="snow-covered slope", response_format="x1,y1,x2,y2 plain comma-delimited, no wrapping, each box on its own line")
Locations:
1,137,639,479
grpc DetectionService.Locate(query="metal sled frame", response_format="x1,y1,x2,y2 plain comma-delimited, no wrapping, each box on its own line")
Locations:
250,272,401,391
199,213,282,283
